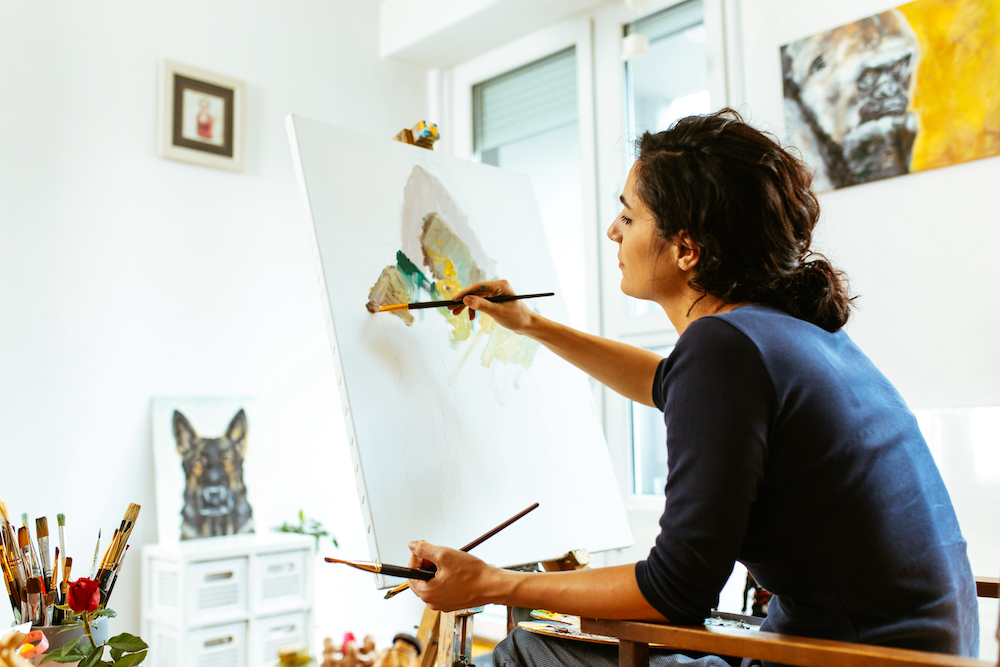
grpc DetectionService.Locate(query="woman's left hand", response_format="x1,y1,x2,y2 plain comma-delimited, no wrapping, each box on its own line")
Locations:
407,540,504,611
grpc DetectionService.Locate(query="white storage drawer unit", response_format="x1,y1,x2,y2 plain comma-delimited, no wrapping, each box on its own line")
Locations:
142,534,314,667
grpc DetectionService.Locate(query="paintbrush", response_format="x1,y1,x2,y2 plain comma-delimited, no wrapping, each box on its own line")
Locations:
17,528,39,582
1,557,22,624
98,503,140,597
26,577,41,625
0,500,25,589
104,544,129,604
384,502,540,600
56,514,66,574
90,529,101,579
36,517,51,591
324,557,435,581
372,292,554,313
61,557,72,606
43,590,55,626
52,547,59,600
21,514,42,578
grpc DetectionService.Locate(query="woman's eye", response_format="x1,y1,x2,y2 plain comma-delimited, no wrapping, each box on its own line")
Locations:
620,215,632,225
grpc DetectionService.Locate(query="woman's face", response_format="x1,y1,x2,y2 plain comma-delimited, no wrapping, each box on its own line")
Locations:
607,163,677,302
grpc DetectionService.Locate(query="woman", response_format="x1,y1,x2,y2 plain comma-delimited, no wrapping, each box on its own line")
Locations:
406,110,979,667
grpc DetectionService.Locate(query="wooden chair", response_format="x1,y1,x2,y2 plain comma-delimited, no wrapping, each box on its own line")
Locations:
581,576,1000,667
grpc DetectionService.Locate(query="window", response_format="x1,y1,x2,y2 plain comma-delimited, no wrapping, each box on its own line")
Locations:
472,48,588,330
631,345,674,495
624,0,712,318
625,1,711,139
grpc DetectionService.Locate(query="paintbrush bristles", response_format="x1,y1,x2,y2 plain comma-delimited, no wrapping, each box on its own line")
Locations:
17,528,27,550
35,517,48,538
57,514,65,526
25,578,40,595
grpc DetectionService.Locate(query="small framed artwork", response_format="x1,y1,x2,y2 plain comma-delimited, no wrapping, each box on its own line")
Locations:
157,59,245,171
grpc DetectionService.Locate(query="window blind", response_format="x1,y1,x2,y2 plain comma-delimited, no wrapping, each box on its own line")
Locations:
473,47,577,156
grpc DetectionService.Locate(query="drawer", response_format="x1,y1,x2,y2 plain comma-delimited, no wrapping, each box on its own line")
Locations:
184,557,248,623
148,557,181,617
253,550,309,611
251,611,310,667
185,621,247,667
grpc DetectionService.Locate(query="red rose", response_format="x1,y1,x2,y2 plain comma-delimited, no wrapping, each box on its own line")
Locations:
67,578,101,613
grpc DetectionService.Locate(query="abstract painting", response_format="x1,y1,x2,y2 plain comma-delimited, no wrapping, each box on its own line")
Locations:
287,116,631,583
366,166,538,386
781,0,1000,190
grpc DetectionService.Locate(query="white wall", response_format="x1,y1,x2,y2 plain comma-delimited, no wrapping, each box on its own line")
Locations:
0,0,429,649
738,0,1000,656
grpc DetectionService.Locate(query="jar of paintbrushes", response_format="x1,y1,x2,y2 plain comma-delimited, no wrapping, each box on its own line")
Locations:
0,500,147,666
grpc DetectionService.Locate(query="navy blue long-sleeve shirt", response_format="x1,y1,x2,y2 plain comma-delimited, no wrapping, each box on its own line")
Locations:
634,304,978,658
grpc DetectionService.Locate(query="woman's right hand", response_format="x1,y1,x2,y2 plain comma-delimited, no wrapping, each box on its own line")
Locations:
449,280,537,335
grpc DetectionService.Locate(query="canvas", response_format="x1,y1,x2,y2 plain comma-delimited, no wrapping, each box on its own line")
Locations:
781,0,1000,191
287,116,632,584
151,396,257,543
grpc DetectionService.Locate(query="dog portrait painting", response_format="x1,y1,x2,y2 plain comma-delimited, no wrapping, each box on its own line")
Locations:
151,397,258,543
781,0,1000,191
173,408,255,539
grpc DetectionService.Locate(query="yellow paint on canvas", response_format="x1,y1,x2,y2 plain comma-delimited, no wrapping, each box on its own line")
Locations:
898,0,1000,171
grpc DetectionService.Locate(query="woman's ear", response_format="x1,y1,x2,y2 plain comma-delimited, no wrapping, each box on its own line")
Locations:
675,231,701,272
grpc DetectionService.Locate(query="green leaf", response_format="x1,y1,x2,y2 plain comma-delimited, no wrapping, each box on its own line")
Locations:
94,607,118,618
110,647,124,662
79,648,105,667
42,652,88,664
112,650,147,667
106,633,148,652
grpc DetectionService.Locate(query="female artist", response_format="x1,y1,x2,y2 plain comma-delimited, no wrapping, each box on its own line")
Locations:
405,110,979,667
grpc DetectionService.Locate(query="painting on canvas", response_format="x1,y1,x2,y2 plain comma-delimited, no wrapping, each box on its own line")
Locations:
151,396,257,543
781,0,1000,191
287,116,631,581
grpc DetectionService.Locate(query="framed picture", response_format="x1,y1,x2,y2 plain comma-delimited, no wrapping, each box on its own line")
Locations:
157,59,245,171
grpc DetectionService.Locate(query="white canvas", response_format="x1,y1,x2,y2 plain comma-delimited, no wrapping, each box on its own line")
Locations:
287,115,632,584
151,396,259,544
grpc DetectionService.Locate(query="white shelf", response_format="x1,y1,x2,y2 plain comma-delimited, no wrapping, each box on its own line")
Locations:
141,533,315,667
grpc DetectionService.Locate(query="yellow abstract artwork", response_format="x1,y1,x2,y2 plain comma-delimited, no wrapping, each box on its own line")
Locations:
898,0,1000,172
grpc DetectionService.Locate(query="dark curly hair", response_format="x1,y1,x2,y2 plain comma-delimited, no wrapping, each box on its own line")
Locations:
633,108,854,332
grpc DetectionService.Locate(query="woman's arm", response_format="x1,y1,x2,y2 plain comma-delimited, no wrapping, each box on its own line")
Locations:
452,281,663,407
406,540,668,621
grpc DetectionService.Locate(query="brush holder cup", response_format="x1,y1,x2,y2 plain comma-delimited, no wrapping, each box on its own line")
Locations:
24,617,108,667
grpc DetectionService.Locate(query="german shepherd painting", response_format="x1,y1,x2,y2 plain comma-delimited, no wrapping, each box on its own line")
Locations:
173,408,255,539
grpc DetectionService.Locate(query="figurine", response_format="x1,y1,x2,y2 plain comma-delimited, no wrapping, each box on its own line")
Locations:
373,634,422,667
322,632,377,667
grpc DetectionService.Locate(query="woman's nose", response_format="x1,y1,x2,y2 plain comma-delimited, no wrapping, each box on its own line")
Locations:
607,220,621,242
